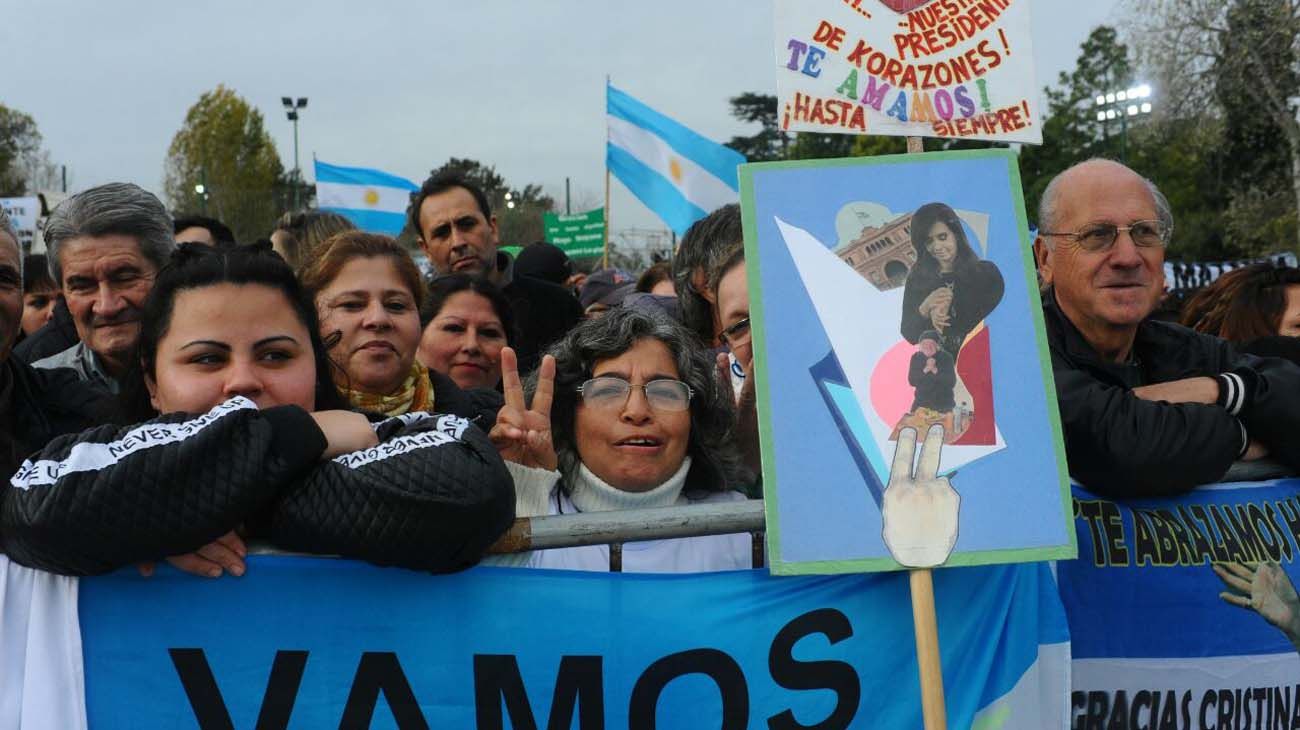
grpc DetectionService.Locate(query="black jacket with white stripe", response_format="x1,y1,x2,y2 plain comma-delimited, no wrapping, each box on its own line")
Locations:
1044,289,1300,497
0,398,514,575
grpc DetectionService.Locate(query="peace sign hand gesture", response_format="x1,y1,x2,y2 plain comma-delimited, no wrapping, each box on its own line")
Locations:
882,424,961,568
489,347,558,471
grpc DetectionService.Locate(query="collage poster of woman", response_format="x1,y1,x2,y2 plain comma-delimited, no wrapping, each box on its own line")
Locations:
740,149,1076,574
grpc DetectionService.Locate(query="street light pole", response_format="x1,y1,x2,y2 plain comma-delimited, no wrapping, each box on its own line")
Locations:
281,96,308,210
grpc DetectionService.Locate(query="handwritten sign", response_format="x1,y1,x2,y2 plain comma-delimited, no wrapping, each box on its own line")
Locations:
773,0,1042,144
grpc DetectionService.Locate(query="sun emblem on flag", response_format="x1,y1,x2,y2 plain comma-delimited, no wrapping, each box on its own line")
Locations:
669,158,683,184
363,189,380,206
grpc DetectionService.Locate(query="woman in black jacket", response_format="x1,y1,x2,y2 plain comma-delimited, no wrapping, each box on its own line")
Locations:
900,202,1005,356
0,244,514,576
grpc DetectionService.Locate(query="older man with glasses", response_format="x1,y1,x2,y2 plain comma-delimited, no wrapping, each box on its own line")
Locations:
1034,158,1300,496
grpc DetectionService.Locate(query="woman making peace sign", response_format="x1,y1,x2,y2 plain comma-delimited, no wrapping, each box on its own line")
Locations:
488,309,753,572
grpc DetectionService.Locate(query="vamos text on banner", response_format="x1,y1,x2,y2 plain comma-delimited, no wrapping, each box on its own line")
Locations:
79,557,1069,728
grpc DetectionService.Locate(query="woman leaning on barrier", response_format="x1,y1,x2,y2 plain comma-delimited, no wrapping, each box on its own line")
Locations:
486,308,753,572
0,243,514,576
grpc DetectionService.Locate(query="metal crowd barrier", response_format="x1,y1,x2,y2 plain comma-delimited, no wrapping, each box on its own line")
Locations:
250,460,1294,570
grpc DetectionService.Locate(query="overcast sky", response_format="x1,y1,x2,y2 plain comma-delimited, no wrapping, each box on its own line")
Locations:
3,0,1120,238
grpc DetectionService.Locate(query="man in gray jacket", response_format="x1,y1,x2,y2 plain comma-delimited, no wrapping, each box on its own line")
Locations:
30,183,174,395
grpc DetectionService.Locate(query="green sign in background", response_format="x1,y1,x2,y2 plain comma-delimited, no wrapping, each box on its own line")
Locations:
544,208,606,258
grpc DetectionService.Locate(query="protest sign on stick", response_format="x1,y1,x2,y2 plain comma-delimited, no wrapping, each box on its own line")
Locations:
773,0,1041,144
742,146,1073,728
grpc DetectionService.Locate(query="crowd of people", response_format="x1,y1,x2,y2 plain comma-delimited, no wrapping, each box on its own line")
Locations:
0,171,765,582
0,155,1298,579
3,154,1300,721
0,157,1298,584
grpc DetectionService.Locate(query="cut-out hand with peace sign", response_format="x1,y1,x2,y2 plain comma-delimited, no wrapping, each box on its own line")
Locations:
882,424,960,568
489,347,558,471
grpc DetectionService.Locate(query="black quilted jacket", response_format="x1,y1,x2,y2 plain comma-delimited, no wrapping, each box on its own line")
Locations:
0,397,515,575
1044,289,1300,496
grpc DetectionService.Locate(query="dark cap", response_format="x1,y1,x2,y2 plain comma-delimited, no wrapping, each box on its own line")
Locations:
622,292,681,322
514,242,573,286
580,268,636,309
918,330,942,344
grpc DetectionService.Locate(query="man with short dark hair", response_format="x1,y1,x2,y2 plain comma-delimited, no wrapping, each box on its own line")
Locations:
409,173,581,372
173,214,236,247
29,183,175,395
1035,159,1300,496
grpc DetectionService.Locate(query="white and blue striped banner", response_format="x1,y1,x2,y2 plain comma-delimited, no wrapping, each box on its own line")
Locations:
65,560,1067,728
314,160,418,236
1060,480,1300,728
607,84,747,236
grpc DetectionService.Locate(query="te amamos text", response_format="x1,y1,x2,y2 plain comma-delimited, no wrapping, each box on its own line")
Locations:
782,20,1030,137
783,91,1030,138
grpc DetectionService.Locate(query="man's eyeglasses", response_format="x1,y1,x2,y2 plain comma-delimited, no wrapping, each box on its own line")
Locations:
720,317,751,348
577,377,694,412
1039,220,1171,252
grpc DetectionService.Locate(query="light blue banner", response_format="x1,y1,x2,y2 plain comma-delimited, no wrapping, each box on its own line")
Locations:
81,559,1067,728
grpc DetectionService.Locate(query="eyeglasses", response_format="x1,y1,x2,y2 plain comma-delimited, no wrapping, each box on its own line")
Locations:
1039,220,1171,252
577,377,694,412
720,317,751,348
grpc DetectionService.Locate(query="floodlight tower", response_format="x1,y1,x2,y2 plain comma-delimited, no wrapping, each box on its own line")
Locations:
282,96,308,209
1094,84,1154,163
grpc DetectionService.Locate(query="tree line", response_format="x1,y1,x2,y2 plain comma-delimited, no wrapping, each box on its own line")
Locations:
2,1,1295,261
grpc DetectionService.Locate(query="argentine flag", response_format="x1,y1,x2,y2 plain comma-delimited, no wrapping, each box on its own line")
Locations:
314,160,418,236
607,84,747,236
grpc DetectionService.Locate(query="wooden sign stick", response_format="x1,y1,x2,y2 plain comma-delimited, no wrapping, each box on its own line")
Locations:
904,134,948,730
909,568,948,730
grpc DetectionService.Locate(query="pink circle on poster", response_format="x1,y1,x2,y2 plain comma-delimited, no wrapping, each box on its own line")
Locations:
870,340,916,427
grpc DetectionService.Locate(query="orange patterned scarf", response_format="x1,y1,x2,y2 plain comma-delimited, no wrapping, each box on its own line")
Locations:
341,360,435,416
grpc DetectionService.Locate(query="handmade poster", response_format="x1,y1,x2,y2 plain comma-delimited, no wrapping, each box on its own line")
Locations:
773,0,1042,144
1061,480,1300,729
741,149,1073,574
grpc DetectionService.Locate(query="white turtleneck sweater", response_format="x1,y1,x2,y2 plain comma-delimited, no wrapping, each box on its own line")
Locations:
487,458,752,573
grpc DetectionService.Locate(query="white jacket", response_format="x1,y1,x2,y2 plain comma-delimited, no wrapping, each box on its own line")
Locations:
0,556,85,730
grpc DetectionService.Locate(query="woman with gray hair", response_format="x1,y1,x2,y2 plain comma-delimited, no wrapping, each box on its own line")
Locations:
488,308,752,572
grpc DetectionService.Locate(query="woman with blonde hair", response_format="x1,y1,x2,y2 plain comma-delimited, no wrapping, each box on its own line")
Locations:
270,209,355,269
